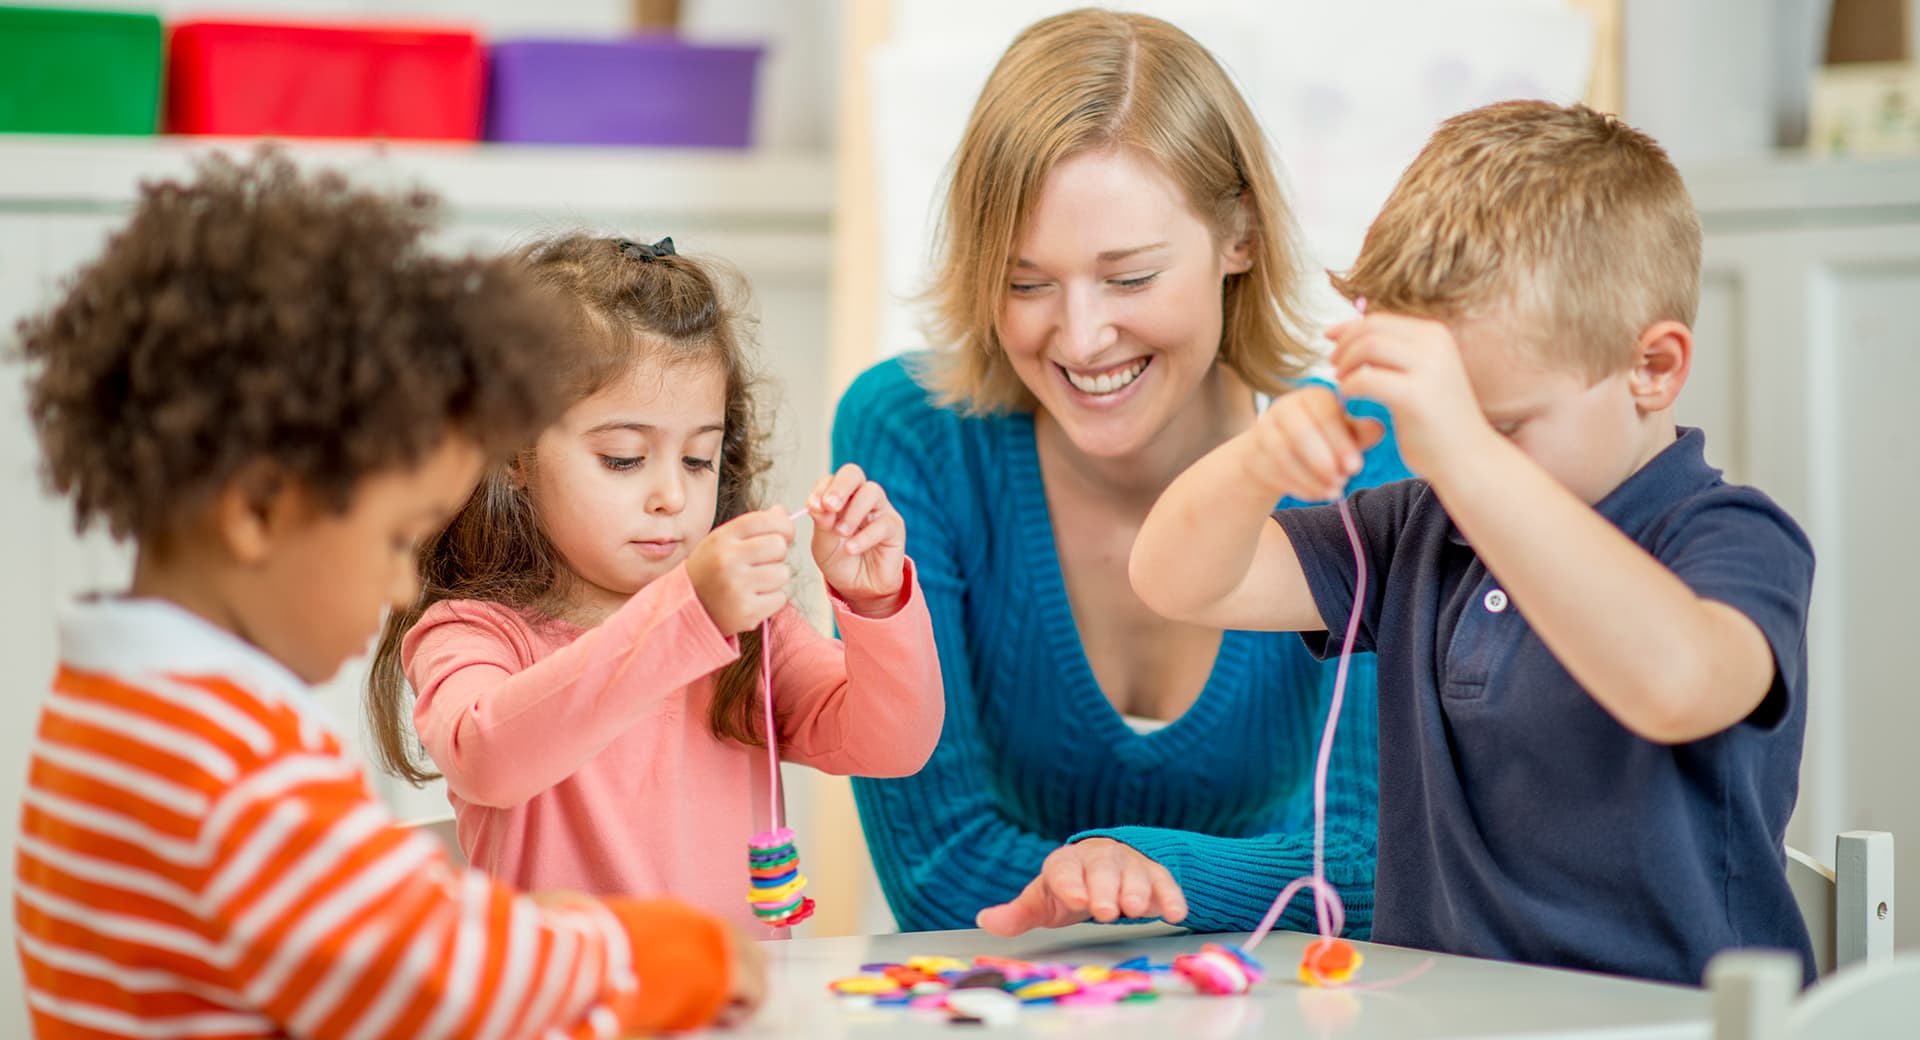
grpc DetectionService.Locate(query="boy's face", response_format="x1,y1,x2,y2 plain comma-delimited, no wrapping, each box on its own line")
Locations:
1452,318,1661,506
242,436,486,684
526,356,727,621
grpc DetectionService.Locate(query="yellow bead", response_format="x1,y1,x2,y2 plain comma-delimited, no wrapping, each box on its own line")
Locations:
1012,979,1078,1000
830,976,903,995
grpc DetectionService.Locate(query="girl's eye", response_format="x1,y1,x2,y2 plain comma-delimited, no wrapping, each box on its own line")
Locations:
599,455,642,472
683,456,716,473
1112,272,1159,290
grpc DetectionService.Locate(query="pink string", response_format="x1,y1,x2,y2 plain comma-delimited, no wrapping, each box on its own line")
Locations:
761,615,780,832
759,505,811,834
1242,495,1367,955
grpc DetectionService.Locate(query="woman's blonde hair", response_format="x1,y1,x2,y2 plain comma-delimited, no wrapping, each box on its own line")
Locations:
918,7,1316,413
365,234,775,785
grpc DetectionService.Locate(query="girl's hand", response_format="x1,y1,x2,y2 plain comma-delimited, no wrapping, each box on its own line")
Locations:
975,838,1190,937
687,506,795,635
807,464,906,618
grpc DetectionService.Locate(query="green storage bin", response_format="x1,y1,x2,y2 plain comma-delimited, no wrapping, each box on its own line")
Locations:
0,6,162,135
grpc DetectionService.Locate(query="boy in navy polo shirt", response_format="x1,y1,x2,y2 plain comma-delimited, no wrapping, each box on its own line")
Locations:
1130,100,1815,985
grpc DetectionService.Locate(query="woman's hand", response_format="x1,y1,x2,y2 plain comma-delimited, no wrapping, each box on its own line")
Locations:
975,838,1189,937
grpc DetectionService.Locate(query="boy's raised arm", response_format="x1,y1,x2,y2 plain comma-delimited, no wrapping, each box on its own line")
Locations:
1131,387,1375,633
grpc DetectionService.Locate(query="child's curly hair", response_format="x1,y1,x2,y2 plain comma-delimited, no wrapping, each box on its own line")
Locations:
18,150,568,543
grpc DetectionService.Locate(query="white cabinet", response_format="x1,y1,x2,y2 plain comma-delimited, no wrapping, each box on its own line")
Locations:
1684,156,1920,948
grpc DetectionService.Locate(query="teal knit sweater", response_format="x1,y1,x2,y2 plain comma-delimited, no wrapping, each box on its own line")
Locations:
832,357,1410,936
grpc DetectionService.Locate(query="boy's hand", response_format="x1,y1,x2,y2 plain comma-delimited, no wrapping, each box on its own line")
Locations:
1245,386,1386,502
687,506,795,635
710,923,768,1029
975,839,1189,937
1326,312,1492,482
807,464,907,618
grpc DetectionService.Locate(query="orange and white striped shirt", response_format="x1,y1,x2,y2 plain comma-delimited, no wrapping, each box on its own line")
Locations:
16,597,730,1039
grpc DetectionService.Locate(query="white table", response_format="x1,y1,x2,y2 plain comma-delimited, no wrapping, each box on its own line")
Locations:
737,924,1713,1038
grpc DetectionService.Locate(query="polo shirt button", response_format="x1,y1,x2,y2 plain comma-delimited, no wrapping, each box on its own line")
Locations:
1484,588,1509,613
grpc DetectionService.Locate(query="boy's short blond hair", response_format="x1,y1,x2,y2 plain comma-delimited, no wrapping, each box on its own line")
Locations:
1332,100,1701,381
920,8,1318,413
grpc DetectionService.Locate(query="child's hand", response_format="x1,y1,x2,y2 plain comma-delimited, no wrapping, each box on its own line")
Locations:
710,923,768,1029
687,506,795,635
1326,312,1492,483
806,464,906,618
1244,386,1385,502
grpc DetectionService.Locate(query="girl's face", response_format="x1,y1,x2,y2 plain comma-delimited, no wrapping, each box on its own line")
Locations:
525,355,727,620
996,147,1254,460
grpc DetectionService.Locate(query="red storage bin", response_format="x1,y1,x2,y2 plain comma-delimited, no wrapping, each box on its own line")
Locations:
166,20,484,140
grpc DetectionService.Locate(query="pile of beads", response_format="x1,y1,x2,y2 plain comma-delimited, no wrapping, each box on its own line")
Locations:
828,949,1267,1024
746,827,814,927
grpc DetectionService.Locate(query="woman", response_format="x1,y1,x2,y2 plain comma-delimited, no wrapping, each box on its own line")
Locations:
833,8,1407,937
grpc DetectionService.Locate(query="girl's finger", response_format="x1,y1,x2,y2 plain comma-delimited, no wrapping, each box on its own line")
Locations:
834,482,888,537
843,512,899,557
820,463,867,512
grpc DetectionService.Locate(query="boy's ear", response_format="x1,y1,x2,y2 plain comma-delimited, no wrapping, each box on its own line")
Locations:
1628,320,1692,414
1221,194,1257,276
212,461,304,565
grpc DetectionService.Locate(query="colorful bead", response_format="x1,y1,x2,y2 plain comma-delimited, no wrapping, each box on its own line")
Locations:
1298,937,1364,987
746,828,815,927
1172,943,1265,996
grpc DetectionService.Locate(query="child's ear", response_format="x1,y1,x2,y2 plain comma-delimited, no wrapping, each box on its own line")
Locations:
1221,194,1257,276
212,461,302,565
1628,320,1692,414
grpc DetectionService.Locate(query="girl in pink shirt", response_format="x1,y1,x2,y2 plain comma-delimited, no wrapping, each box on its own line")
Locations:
365,234,943,934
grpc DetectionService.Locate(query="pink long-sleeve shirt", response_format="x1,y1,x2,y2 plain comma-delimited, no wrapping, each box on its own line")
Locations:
402,560,942,932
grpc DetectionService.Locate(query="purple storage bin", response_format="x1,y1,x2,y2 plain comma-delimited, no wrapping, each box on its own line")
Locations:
485,37,763,147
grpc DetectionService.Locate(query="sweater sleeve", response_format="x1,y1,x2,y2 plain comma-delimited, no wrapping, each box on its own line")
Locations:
831,361,1062,931
765,562,945,778
404,565,739,809
199,745,730,1037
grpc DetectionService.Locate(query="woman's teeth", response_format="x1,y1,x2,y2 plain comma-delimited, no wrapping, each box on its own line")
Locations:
1064,359,1147,395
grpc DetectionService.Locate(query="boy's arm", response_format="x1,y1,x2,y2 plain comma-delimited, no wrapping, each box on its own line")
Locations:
1132,387,1378,632
1331,311,1799,744
1434,437,1787,744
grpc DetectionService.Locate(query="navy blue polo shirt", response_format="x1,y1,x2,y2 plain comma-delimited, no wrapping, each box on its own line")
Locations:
1272,427,1815,985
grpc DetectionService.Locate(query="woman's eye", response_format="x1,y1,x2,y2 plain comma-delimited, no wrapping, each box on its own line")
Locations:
683,456,716,473
1008,282,1048,295
1112,272,1159,290
599,455,642,472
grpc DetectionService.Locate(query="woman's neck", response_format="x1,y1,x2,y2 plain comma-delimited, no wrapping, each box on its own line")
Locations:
1034,362,1258,511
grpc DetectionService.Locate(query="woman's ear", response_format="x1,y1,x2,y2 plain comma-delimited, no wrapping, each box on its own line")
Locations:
1222,194,1257,275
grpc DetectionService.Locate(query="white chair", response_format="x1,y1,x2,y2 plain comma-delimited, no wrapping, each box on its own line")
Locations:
402,812,466,868
1709,949,1920,1039
1785,830,1894,976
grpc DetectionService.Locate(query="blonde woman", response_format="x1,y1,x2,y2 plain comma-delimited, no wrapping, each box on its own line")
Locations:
833,9,1408,937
